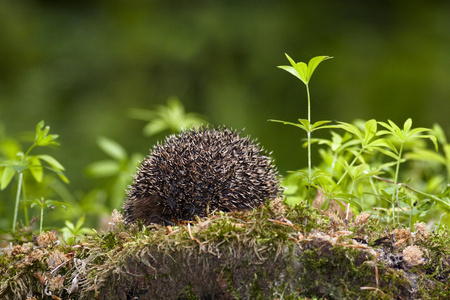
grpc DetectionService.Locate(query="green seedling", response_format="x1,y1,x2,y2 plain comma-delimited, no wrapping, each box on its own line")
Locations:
0,121,68,232
270,54,336,201
129,96,207,136
27,197,68,234
60,215,92,245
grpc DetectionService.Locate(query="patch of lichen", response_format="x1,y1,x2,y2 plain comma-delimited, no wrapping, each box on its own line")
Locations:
0,203,449,299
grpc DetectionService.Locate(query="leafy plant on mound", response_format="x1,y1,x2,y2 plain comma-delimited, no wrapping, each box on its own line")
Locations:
271,54,449,230
0,53,450,299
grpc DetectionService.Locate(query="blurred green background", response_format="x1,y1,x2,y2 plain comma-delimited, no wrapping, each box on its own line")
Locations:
1,1,450,229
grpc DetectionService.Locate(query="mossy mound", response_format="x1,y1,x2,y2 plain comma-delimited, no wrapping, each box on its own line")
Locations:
0,200,449,299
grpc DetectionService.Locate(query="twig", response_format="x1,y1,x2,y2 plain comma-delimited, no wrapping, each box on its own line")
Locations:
186,224,202,247
268,218,301,230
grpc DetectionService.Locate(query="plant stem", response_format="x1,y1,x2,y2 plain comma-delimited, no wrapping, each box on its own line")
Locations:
12,172,23,232
392,143,404,227
306,84,312,196
335,149,363,187
11,143,36,232
393,143,403,187
306,84,311,124
39,205,44,234
22,180,29,226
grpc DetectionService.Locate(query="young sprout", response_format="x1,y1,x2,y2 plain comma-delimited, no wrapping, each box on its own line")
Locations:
271,54,335,203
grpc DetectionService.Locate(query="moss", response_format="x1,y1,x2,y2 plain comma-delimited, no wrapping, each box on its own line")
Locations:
298,241,370,299
0,202,449,299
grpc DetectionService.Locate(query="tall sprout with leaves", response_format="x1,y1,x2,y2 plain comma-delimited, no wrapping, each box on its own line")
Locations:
270,54,336,201
0,121,68,232
274,54,450,228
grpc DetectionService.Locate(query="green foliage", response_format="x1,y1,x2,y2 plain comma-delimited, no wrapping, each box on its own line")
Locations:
27,197,68,234
86,136,142,209
129,97,207,136
276,54,449,229
60,215,92,245
0,121,68,232
278,54,333,86
0,55,449,238
270,54,335,199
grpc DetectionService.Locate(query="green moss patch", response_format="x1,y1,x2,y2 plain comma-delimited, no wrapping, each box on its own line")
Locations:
0,201,449,299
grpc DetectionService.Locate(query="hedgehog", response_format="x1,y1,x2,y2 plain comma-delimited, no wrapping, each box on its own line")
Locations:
123,126,282,225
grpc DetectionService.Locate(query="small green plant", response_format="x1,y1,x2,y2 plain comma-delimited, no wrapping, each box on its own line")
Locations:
129,96,207,136
60,215,92,245
27,197,68,234
270,54,337,201
0,121,68,232
376,119,438,225
86,136,142,209
275,54,450,228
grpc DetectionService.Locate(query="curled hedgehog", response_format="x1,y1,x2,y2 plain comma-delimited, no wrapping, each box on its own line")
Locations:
123,127,282,225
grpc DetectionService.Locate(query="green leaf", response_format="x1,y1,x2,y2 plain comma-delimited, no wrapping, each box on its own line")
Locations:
337,122,363,141
405,149,446,165
1,166,16,190
86,160,121,178
310,120,331,130
37,155,65,171
75,215,86,231
375,146,399,160
28,156,43,182
268,119,309,132
278,65,302,82
29,198,45,208
378,120,400,138
279,54,332,85
306,56,333,83
298,119,311,130
143,119,168,136
35,121,59,147
97,137,127,161
294,62,309,85
408,127,431,137
310,122,341,132
46,200,69,210
64,220,75,231
422,134,438,151
403,118,412,133
444,145,450,162
278,54,305,83
432,123,447,145
56,172,70,184
364,119,377,145
377,139,399,155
